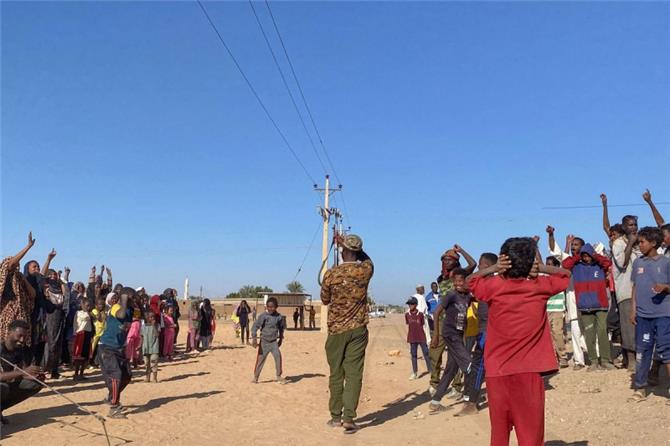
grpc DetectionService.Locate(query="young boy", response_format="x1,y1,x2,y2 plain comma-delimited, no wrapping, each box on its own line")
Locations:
142,311,160,383
429,268,472,413
72,299,93,381
251,297,287,384
629,226,670,402
405,296,431,380
469,237,571,446
562,244,613,370
545,257,569,369
456,253,497,417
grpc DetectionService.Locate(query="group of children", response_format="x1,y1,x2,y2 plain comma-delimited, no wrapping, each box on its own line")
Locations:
403,190,670,445
70,289,185,383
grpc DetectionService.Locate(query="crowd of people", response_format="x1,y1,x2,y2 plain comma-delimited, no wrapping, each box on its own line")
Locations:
397,190,669,444
0,240,217,420
1,189,668,445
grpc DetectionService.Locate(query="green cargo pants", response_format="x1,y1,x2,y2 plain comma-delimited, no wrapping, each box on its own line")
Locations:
325,325,369,422
580,310,611,364
429,334,446,388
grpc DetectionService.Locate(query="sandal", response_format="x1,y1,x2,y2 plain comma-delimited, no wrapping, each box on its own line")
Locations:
342,422,360,434
628,390,647,402
429,403,451,414
326,419,343,428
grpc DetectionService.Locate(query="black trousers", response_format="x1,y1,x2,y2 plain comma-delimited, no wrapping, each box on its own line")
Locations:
463,332,486,404
99,345,132,406
434,333,471,401
42,308,64,374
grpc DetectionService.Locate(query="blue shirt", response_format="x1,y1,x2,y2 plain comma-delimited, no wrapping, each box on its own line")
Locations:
425,291,440,316
99,304,130,349
631,255,670,318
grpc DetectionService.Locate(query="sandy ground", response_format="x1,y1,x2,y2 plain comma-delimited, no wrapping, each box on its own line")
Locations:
1,314,668,446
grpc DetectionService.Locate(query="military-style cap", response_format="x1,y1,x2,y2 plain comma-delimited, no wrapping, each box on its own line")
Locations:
342,234,363,252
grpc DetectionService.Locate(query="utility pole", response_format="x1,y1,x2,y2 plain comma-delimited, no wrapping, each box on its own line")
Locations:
315,175,343,281
314,174,342,332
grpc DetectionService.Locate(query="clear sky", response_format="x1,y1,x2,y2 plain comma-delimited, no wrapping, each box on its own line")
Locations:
2,1,669,303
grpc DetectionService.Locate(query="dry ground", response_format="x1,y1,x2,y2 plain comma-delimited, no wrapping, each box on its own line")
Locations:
1,314,668,446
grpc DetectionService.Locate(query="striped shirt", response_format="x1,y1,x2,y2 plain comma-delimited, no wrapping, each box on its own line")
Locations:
546,292,566,312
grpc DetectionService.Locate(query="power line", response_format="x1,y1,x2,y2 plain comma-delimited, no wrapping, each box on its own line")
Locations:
263,0,353,225
542,202,670,210
196,0,317,186
293,220,322,281
247,0,328,175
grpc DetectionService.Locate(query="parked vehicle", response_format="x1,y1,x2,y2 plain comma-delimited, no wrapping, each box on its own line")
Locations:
368,307,386,318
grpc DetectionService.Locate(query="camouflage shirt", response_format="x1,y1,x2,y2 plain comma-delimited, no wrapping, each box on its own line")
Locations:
320,260,374,335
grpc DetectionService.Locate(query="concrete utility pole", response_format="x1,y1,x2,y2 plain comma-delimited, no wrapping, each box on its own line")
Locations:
314,175,343,332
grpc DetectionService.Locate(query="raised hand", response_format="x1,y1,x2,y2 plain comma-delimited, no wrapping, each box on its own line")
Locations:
48,248,57,259
496,254,512,273
105,267,112,276
566,234,575,245
100,265,105,274
28,231,36,247
453,244,462,253
642,189,652,203
600,193,607,205
532,235,540,244
546,225,555,235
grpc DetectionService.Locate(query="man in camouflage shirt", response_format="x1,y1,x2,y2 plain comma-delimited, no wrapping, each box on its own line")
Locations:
321,234,373,434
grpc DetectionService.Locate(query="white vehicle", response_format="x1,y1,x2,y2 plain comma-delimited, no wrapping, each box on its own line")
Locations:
368,307,386,318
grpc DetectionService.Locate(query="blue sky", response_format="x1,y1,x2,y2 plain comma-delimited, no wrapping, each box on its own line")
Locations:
2,1,669,303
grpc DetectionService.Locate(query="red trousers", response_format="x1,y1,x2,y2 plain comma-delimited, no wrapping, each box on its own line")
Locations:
487,372,545,446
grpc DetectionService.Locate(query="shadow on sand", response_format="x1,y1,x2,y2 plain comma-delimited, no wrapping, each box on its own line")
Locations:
125,390,224,415
285,373,326,383
357,391,431,428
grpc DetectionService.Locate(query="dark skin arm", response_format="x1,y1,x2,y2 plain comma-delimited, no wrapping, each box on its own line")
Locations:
8,232,36,267
0,364,43,383
643,189,665,227
114,293,129,320
622,233,637,269
430,304,443,348
546,226,557,253
41,249,57,275
630,285,637,326
454,244,476,275
600,193,611,238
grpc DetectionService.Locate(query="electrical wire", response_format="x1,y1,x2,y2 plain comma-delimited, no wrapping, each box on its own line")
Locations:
542,202,670,210
247,0,328,175
196,0,317,186
293,220,322,281
263,0,352,224
0,356,112,446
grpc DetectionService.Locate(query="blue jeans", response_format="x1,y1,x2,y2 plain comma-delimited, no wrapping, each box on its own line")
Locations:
410,342,431,374
634,316,670,389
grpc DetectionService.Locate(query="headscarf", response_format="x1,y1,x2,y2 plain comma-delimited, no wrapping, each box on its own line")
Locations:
106,292,117,307
150,295,161,317
0,257,35,345
440,249,460,280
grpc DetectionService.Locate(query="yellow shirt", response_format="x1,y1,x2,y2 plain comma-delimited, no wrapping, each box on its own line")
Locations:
464,302,479,337
91,308,107,337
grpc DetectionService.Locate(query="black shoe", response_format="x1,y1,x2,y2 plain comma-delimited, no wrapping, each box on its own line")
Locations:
342,422,360,434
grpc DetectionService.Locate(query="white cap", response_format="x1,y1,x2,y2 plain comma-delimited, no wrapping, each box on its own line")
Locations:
416,284,424,289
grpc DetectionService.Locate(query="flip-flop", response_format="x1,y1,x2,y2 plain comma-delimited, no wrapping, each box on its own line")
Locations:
627,391,647,403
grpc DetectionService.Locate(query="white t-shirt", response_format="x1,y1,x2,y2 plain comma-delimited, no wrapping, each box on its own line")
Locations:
75,310,92,333
611,237,640,303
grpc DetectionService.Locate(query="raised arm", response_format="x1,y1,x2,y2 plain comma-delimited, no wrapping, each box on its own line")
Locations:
105,267,113,288
643,189,665,227
8,232,36,267
546,226,559,255
41,249,57,275
600,193,612,238
454,244,477,275
88,266,96,285
538,262,572,277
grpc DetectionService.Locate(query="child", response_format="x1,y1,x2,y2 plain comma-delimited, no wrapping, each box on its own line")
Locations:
545,257,569,369
405,296,431,380
429,268,472,412
629,226,670,402
141,312,160,382
456,252,498,417
469,237,571,446
72,299,93,380
186,300,200,353
162,306,176,360
125,298,142,368
562,243,613,370
90,297,107,368
251,297,286,384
